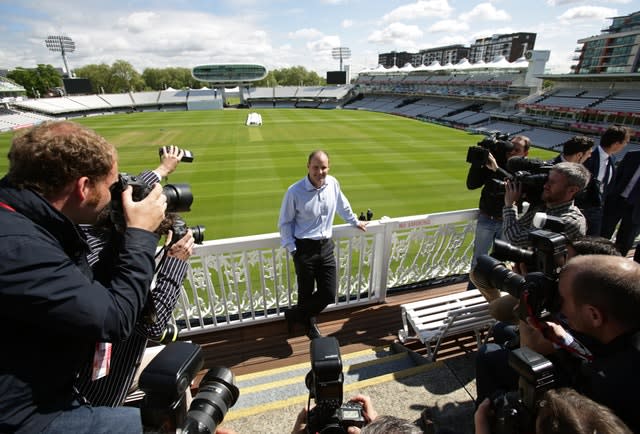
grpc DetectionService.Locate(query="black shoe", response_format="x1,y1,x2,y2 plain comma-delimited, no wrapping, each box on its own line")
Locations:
306,317,323,340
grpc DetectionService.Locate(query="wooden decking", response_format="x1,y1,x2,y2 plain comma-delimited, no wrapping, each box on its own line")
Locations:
186,280,471,376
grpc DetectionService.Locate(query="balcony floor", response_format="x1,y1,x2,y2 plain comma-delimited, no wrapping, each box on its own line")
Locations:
187,279,473,375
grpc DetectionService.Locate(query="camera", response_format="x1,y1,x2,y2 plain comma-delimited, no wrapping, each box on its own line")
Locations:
491,229,569,278
506,157,554,205
491,347,555,434
304,337,366,434
473,229,568,319
466,132,513,167
170,215,206,247
139,341,239,434
159,146,195,163
109,173,194,231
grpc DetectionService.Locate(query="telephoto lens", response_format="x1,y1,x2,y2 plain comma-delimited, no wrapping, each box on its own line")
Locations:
163,184,194,212
180,367,240,434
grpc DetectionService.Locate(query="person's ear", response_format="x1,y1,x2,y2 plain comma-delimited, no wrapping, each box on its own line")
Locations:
584,304,604,328
74,176,91,202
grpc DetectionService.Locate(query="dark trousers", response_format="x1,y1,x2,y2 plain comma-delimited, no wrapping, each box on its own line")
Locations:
293,238,337,319
582,206,603,236
601,194,640,256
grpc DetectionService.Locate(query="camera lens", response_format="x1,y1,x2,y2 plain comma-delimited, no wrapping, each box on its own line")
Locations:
474,255,526,299
191,225,205,244
163,184,193,212
180,367,239,434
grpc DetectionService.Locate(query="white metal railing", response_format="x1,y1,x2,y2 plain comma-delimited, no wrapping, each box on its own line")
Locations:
173,209,479,336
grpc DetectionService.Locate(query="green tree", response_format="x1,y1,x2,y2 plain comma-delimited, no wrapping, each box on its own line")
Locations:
7,64,62,98
74,63,112,93
252,67,326,87
111,60,144,92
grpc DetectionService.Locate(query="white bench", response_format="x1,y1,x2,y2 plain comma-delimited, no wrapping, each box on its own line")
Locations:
397,289,496,361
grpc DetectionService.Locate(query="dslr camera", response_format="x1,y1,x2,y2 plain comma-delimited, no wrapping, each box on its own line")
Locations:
109,173,195,232
466,132,513,167
139,341,239,434
473,229,569,320
484,158,553,205
165,214,206,248
305,337,366,434
491,347,555,434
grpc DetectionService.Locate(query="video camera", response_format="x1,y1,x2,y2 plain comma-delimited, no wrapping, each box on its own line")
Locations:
466,132,513,167
491,347,555,434
139,341,239,434
304,337,366,434
484,158,553,205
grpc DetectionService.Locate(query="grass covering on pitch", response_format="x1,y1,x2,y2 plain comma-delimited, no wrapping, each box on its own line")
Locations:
0,109,555,240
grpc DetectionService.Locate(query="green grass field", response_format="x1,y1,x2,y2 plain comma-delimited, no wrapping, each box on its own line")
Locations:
0,110,555,239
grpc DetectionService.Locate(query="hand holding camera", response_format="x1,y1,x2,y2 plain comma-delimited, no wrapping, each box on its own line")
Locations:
122,183,166,232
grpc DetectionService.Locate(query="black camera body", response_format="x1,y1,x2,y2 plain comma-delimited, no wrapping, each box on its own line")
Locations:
170,215,205,247
466,133,513,167
109,173,194,231
491,347,555,434
474,229,568,320
305,337,366,434
491,229,568,278
139,341,239,434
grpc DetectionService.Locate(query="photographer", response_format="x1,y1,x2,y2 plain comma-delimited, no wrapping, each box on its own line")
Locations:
480,255,640,432
475,387,632,434
471,162,589,321
0,121,166,433
466,135,531,289
75,146,195,407
502,162,589,249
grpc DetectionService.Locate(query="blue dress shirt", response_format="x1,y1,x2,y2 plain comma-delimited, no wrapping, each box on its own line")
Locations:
278,174,359,253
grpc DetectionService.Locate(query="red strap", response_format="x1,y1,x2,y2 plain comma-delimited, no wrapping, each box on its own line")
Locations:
0,202,16,212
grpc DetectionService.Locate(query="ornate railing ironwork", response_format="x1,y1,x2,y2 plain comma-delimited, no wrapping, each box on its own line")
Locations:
174,209,478,336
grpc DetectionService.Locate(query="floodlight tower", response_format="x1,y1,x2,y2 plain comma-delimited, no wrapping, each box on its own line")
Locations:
332,47,351,71
45,35,76,77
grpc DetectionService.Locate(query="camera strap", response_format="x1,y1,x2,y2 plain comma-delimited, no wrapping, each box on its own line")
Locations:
0,202,16,212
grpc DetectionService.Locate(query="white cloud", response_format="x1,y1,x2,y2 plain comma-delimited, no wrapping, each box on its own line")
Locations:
558,6,618,21
382,0,453,22
368,22,423,45
288,28,324,39
307,36,341,53
117,11,156,34
546,0,582,5
459,3,510,22
429,19,469,33
342,19,353,29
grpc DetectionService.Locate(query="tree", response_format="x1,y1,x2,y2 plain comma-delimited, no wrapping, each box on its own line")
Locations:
111,60,144,92
252,66,326,87
74,63,112,93
7,64,62,98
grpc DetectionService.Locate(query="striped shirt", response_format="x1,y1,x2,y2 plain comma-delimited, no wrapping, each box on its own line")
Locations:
75,170,188,407
502,201,586,248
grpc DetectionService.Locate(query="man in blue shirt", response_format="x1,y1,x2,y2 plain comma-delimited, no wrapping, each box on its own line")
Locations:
278,150,367,339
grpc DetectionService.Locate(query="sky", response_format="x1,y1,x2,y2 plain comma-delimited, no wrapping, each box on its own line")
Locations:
0,0,638,77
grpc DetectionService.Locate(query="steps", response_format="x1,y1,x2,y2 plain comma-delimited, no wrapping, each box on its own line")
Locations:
226,345,441,422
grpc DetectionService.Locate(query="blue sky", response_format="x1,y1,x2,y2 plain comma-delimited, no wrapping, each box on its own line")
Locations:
0,0,637,76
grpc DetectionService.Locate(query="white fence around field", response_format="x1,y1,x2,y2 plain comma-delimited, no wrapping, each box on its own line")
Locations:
173,209,479,336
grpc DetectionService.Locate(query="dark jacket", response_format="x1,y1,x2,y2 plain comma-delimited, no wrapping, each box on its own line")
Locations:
576,147,617,209
466,163,508,219
0,178,158,433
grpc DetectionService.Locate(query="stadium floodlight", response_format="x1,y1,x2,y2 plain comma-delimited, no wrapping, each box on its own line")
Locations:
332,47,351,72
45,35,76,77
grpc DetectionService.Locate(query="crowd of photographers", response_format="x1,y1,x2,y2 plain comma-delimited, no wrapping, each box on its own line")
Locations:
465,125,640,433
0,119,638,434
